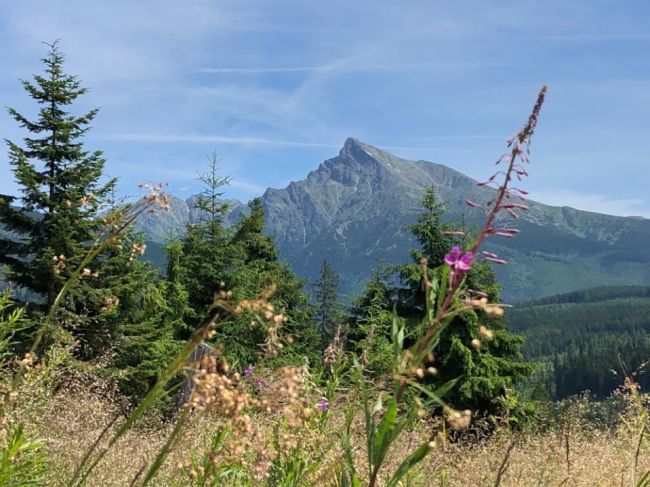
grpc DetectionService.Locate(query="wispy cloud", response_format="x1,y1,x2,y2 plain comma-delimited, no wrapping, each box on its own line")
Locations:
383,145,496,154
1,0,650,215
531,189,650,218
97,133,496,154
197,65,337,74
410,134,506,142
531,34,650,42
96,132,339,148
229,178,266,194
197,61,512,76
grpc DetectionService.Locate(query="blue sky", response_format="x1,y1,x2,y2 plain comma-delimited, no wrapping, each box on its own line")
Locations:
0,0,649,216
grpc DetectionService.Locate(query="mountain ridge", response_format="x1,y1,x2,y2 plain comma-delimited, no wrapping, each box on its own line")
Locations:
133,137,650,301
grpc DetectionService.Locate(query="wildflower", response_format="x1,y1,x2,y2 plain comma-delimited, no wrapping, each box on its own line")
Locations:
316,397,329,413
244,364,254,379
479,325,494,340
470,338,482,350
323,326,344,364
447,409,472,431
101,296,120,312
444,246,473,272
18,352,36,368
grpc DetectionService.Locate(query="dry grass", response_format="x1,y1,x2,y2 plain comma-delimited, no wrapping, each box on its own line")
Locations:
14,367,650,487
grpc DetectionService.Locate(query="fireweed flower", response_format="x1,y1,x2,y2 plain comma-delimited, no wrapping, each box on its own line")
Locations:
244,364,255,379
315,397,329,413
444,246,473,272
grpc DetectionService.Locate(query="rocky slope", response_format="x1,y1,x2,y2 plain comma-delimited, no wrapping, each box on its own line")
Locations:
137,138,650,302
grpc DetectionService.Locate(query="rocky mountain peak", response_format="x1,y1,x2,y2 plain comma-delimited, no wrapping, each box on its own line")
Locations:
338,137,392,167
339,137,368,158
130,139,650,302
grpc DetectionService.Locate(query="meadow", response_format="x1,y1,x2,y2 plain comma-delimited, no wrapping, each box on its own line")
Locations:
2,45,649,487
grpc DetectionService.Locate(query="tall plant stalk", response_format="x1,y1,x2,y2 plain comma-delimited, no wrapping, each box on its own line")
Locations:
366,85,547,487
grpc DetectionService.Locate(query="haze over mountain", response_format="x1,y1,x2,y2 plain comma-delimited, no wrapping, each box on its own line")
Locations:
136,138,650,302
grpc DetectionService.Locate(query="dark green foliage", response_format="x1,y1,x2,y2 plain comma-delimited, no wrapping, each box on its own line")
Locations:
0,42,137,359
221,198,319,367
349,187,532,413
347,271,397,375
510,286,650,398
406,186,458,268
0,44,187,395
517,285,650,307
0,42,114,308
107,236,181,400
176,154,234,336
312,259,342,342
552,333,650,398
167,157,320,370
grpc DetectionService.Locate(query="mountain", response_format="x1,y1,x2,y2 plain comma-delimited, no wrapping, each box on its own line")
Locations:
259,138,650,301
133,196,246,243
136,138,650,302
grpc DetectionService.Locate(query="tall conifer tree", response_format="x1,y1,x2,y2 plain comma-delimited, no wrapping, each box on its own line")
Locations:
312,259,341,340
0,42,113,307
226,198,320,366
177,153,234,336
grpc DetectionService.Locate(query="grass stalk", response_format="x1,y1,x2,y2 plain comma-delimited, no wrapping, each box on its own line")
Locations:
67,311,219,487
139,410,189,486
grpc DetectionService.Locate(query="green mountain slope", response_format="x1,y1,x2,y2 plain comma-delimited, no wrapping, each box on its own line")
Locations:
259,138,650,301
508,285,650,398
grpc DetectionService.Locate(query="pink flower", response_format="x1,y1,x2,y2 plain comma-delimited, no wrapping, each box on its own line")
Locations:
316,397,329,413
244,364,255,379
444,246,474,272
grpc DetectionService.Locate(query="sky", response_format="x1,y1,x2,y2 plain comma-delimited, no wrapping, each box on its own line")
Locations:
0,0,649,217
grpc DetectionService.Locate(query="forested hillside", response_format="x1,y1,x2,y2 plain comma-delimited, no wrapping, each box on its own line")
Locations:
509,285,650,398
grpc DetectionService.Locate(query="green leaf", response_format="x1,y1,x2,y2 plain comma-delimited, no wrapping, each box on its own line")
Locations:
407,378,459,409
338,406,360,487
436,266,450,314
372,400,398,468
385,441,431,487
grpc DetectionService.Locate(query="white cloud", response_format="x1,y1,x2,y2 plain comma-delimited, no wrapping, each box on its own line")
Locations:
96,132,338,148
197,65,337,74
197,61,512,75
531,189,650,218
531,34,650,42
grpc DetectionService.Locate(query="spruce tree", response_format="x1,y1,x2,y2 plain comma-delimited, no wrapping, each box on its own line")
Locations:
350,186,532,414
407,186,457,268
347,270,396,375
406,187,531,413
312,259,341,341
226,198,319,367
111,239,188,403
106,235,180,399
0,42,114,308
177,153,234,337
169,158,319,367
